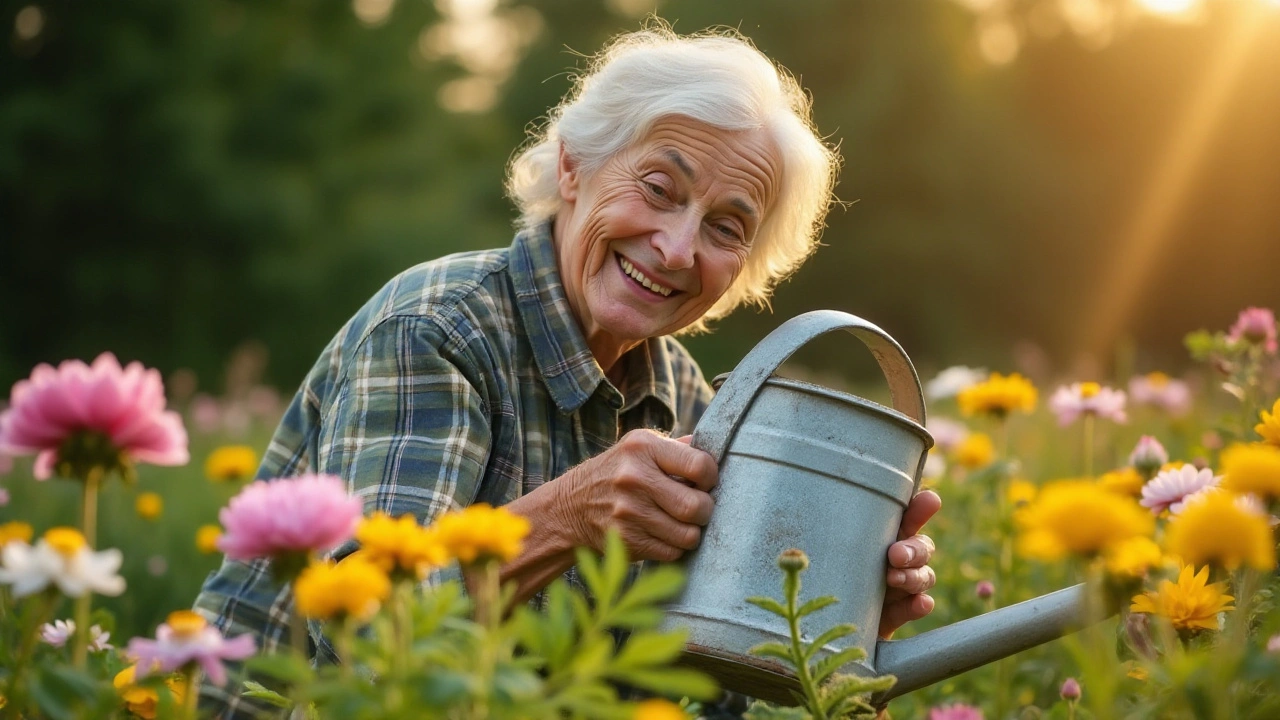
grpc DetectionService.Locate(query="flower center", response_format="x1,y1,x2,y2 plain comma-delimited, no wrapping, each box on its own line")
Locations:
165,610,208,640
43,527,87,556
1146,372,1169,387
1079,382,1101,399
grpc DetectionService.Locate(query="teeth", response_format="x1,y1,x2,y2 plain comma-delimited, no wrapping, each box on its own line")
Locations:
619,257,672,297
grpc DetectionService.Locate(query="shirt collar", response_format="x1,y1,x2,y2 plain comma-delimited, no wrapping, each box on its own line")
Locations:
509,223,679,421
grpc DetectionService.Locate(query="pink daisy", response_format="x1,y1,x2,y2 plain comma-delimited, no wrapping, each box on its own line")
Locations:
1228,307,1277,354
127,611,254,686
0,353,188,480
1140,465,1220,515
217,473,362,561
929,704,984,720
1127,373,1192,417
1049,382,1127,426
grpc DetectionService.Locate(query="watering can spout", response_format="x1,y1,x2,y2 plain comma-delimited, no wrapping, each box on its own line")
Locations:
872,584,1111,701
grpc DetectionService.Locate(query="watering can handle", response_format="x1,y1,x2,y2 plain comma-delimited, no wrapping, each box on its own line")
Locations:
692,310,926,465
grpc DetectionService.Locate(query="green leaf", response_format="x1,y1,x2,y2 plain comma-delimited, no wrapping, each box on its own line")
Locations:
820,672,896,714
416,670,475,705
612,667,719,700
612,565,685,613
812,647,871,685
795,595,838,618
493,664,544,703
612,629,688,670
576,546,606,601
802,624,858,663
746,596,789,617
242,681,294,708
748,641,796,665
601,528,631,603
244,653,315,683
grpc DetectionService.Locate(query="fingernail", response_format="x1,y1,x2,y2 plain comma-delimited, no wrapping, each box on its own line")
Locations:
902,546,916,563
891,570,906,585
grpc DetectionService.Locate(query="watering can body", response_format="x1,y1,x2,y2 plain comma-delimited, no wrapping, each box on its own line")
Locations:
657,311,1097,704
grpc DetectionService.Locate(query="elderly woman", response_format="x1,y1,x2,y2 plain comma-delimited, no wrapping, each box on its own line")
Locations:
195,25,939,717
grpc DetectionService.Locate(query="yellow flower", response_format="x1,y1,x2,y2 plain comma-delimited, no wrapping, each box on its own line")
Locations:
113,665,185,719
1007,479,1037,506
1016,480,1154,561
195,524,223,554
1098,467,1144,498
1104,536,1164,578
431,503,531,565
1123,661,1149,681
1130,565,1234,632
294,555,391,622
953,433,995,469
356,513,448,580
1163,490,1275,570
134,492,163,520
957,372,1038,418
1256,398,1280,446
633,699,688,720
204,445,258,482
1221,442,1280,499
0,521,34,547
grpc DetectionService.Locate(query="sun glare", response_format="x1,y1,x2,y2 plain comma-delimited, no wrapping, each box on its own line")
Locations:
1137,0,1198,14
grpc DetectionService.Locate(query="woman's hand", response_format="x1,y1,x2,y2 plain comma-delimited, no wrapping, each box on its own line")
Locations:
557,429,719,561
879,489,941,638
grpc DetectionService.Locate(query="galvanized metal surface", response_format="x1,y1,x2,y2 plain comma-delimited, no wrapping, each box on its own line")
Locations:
659,310,1112,704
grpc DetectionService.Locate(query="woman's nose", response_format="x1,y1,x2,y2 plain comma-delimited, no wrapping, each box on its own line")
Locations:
651,213,698,271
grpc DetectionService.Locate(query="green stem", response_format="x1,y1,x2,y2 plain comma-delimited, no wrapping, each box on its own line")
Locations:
472,560,502,720
1083,415,1095,478
335,619,355,680
785,569,826,720
71,471,101,669
183,666,200,720
291,604,309,660
4,590,59,714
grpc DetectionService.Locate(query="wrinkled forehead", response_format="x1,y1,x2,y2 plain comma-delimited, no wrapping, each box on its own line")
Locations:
633,116,782,212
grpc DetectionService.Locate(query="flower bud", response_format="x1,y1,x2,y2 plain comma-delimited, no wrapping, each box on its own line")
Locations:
1229,307,1277,350
1127,436,1168,478
1060,677,1081,701
777,548,809,573
975,580,994,600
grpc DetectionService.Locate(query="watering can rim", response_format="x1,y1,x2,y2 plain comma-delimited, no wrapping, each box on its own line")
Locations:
709,372,935,451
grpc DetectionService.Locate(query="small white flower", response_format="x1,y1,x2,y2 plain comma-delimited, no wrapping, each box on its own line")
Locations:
1049,382,1127,426
923,452,947,479
926,366,987,400
38,619,113,651
1141,465,1220,515
926,417,970,453
0,530,126,599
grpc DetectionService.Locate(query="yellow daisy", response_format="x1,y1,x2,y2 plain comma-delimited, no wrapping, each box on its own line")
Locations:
1130,565,1233,632
204,445,258,482
1007,479,1037,507
957,372,1038,419
953,432,995,469
355,512,448,580
294,555,391,622
1220,442,1280,499
1016,480,1154,561
135,492,163,521
1098,467,1144,497
1257,398,1280,446
1163,490,1275,570
633,699,688,720
431,503,531,565
1103,536,1164,578
195,525,223,554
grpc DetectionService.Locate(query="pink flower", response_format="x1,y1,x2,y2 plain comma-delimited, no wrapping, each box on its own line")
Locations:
1060,677,1081,701
1128,436,1169,477
40,619,112,651
1267,634,1280,653
1049,382,1127,426
929,704,984,720
218,474,362,561
127,611,254,686
975,580,994,599
1228,307,1277,354
1140,465,1220,515
1127,372,1192,417
0,353,188,480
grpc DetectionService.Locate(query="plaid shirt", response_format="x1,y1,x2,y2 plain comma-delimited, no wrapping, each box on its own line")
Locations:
193,224,715,718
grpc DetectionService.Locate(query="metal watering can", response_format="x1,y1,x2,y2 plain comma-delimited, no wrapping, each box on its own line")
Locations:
658,310,1099,704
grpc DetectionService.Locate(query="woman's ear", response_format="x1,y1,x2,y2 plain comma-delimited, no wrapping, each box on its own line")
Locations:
557,143,579,203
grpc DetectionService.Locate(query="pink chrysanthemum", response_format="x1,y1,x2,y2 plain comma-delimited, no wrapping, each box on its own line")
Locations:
127,611,254,686
0,353,188,480
1228,307,1277,354
1049,382,1127,426
929,704,984,720
1128,373,1192,417
1140,465,1221,515
217,474,362,561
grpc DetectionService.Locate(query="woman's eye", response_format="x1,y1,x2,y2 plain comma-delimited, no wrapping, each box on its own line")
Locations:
713,222,743,242
644,181,668,198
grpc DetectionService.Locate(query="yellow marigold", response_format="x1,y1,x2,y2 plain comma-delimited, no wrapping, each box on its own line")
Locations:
1016,480,1154,560
195,524,222,554
957,372,1038,418
204,445,258,482
1221,442,1280,499
1256,398,1280,446
1104,536,1164,578
1130,565,1234,632
431,503,531,565
953,432,995,469
135,492,163,520
633,699,688,720
0,521,34,547
113,665,184,720
1007,479,1037,506
1098,467,1144,498
1164,490,1276,570
294,555,391,622
356,512,448,579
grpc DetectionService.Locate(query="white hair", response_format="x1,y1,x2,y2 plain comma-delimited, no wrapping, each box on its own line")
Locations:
505,23,840,332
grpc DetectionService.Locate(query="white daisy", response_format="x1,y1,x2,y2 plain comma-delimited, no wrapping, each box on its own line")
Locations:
0,528,125,599
1140,465,1220,515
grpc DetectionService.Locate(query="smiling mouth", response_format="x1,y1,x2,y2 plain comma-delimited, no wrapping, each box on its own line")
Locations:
617,254,674,297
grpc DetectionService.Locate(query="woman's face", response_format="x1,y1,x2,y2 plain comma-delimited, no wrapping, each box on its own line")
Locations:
554,116,781,366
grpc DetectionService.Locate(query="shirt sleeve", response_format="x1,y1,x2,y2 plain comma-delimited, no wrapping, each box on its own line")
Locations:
195,314,495,719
